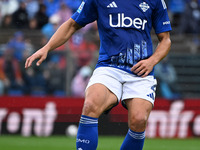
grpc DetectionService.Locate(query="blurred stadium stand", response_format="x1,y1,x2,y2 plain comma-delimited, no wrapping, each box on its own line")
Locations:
170,54,200,98
0,0,200,98
0,29,43,49
153,33,200,98
0,0,200,139
0,28,200,98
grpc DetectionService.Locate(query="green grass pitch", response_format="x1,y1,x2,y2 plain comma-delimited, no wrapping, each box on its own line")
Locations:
0,136,199,150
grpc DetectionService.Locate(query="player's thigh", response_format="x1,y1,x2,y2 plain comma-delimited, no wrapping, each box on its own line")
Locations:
82,83,118,118
125,98,153,131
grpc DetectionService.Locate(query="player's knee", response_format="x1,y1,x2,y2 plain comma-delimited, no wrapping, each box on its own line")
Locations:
129,114,148,131
82,100,100,117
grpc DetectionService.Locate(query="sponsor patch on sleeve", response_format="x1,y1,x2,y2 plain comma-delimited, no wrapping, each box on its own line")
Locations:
163,21,170,25
77,1,86,13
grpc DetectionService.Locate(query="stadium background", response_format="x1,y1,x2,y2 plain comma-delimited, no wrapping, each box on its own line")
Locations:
0,0,200,149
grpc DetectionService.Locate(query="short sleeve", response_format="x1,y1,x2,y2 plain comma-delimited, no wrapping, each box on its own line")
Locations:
152,0,172,34
71,0,98,27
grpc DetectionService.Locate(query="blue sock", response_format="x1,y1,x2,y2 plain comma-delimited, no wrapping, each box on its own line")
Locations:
76,115,98,150
120,129,145,150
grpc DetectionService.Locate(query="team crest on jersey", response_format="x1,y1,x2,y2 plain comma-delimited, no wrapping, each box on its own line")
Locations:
139,2,150,12
77,1,85,13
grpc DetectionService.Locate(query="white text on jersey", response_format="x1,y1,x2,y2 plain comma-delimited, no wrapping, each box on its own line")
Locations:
109,13,147,30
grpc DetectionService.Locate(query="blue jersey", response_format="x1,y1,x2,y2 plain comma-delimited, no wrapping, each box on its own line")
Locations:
71,0,172,75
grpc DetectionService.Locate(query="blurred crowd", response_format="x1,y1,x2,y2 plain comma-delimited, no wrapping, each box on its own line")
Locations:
0,0,199,98
0,0,99,97
0,0,199,33
166,0,200,35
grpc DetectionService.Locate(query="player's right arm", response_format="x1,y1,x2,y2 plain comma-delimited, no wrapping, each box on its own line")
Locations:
25,18,81,68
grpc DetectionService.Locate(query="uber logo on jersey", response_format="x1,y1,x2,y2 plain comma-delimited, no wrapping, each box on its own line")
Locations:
109,13,147,30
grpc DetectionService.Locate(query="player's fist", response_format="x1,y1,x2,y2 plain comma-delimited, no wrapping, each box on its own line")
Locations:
25,48,48,68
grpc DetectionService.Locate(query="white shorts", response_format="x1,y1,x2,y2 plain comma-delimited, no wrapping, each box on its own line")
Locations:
86,67,157,106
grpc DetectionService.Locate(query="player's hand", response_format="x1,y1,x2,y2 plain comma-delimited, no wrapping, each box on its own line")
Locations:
25,48,48,68
131,59,154,77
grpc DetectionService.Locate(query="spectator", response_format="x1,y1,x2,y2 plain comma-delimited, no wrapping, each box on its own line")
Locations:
167,0,186,28
0,0,19,18
44,55,66,95
71,66,92,97
26,67,47,96
180,0,200,51
24,39,35,55
43,0,60,17
155,57,181,100
25,0,39,19
35,4,49,29
19,46,47,95
19,49,34,94
0,47,24,95
12,1,29,29
7,31,26,61
0,15,13,29
28,18,38,30
180,0,200,34
68,30,98,69
41,14,60,39
55,3,72,25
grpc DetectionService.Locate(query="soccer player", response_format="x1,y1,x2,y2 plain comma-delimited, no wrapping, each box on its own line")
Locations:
25,0,172,149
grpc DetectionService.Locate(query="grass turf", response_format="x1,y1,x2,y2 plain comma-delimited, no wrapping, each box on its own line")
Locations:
0,136,199,150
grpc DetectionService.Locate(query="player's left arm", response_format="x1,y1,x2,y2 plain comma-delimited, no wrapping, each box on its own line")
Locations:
131,31,171,77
